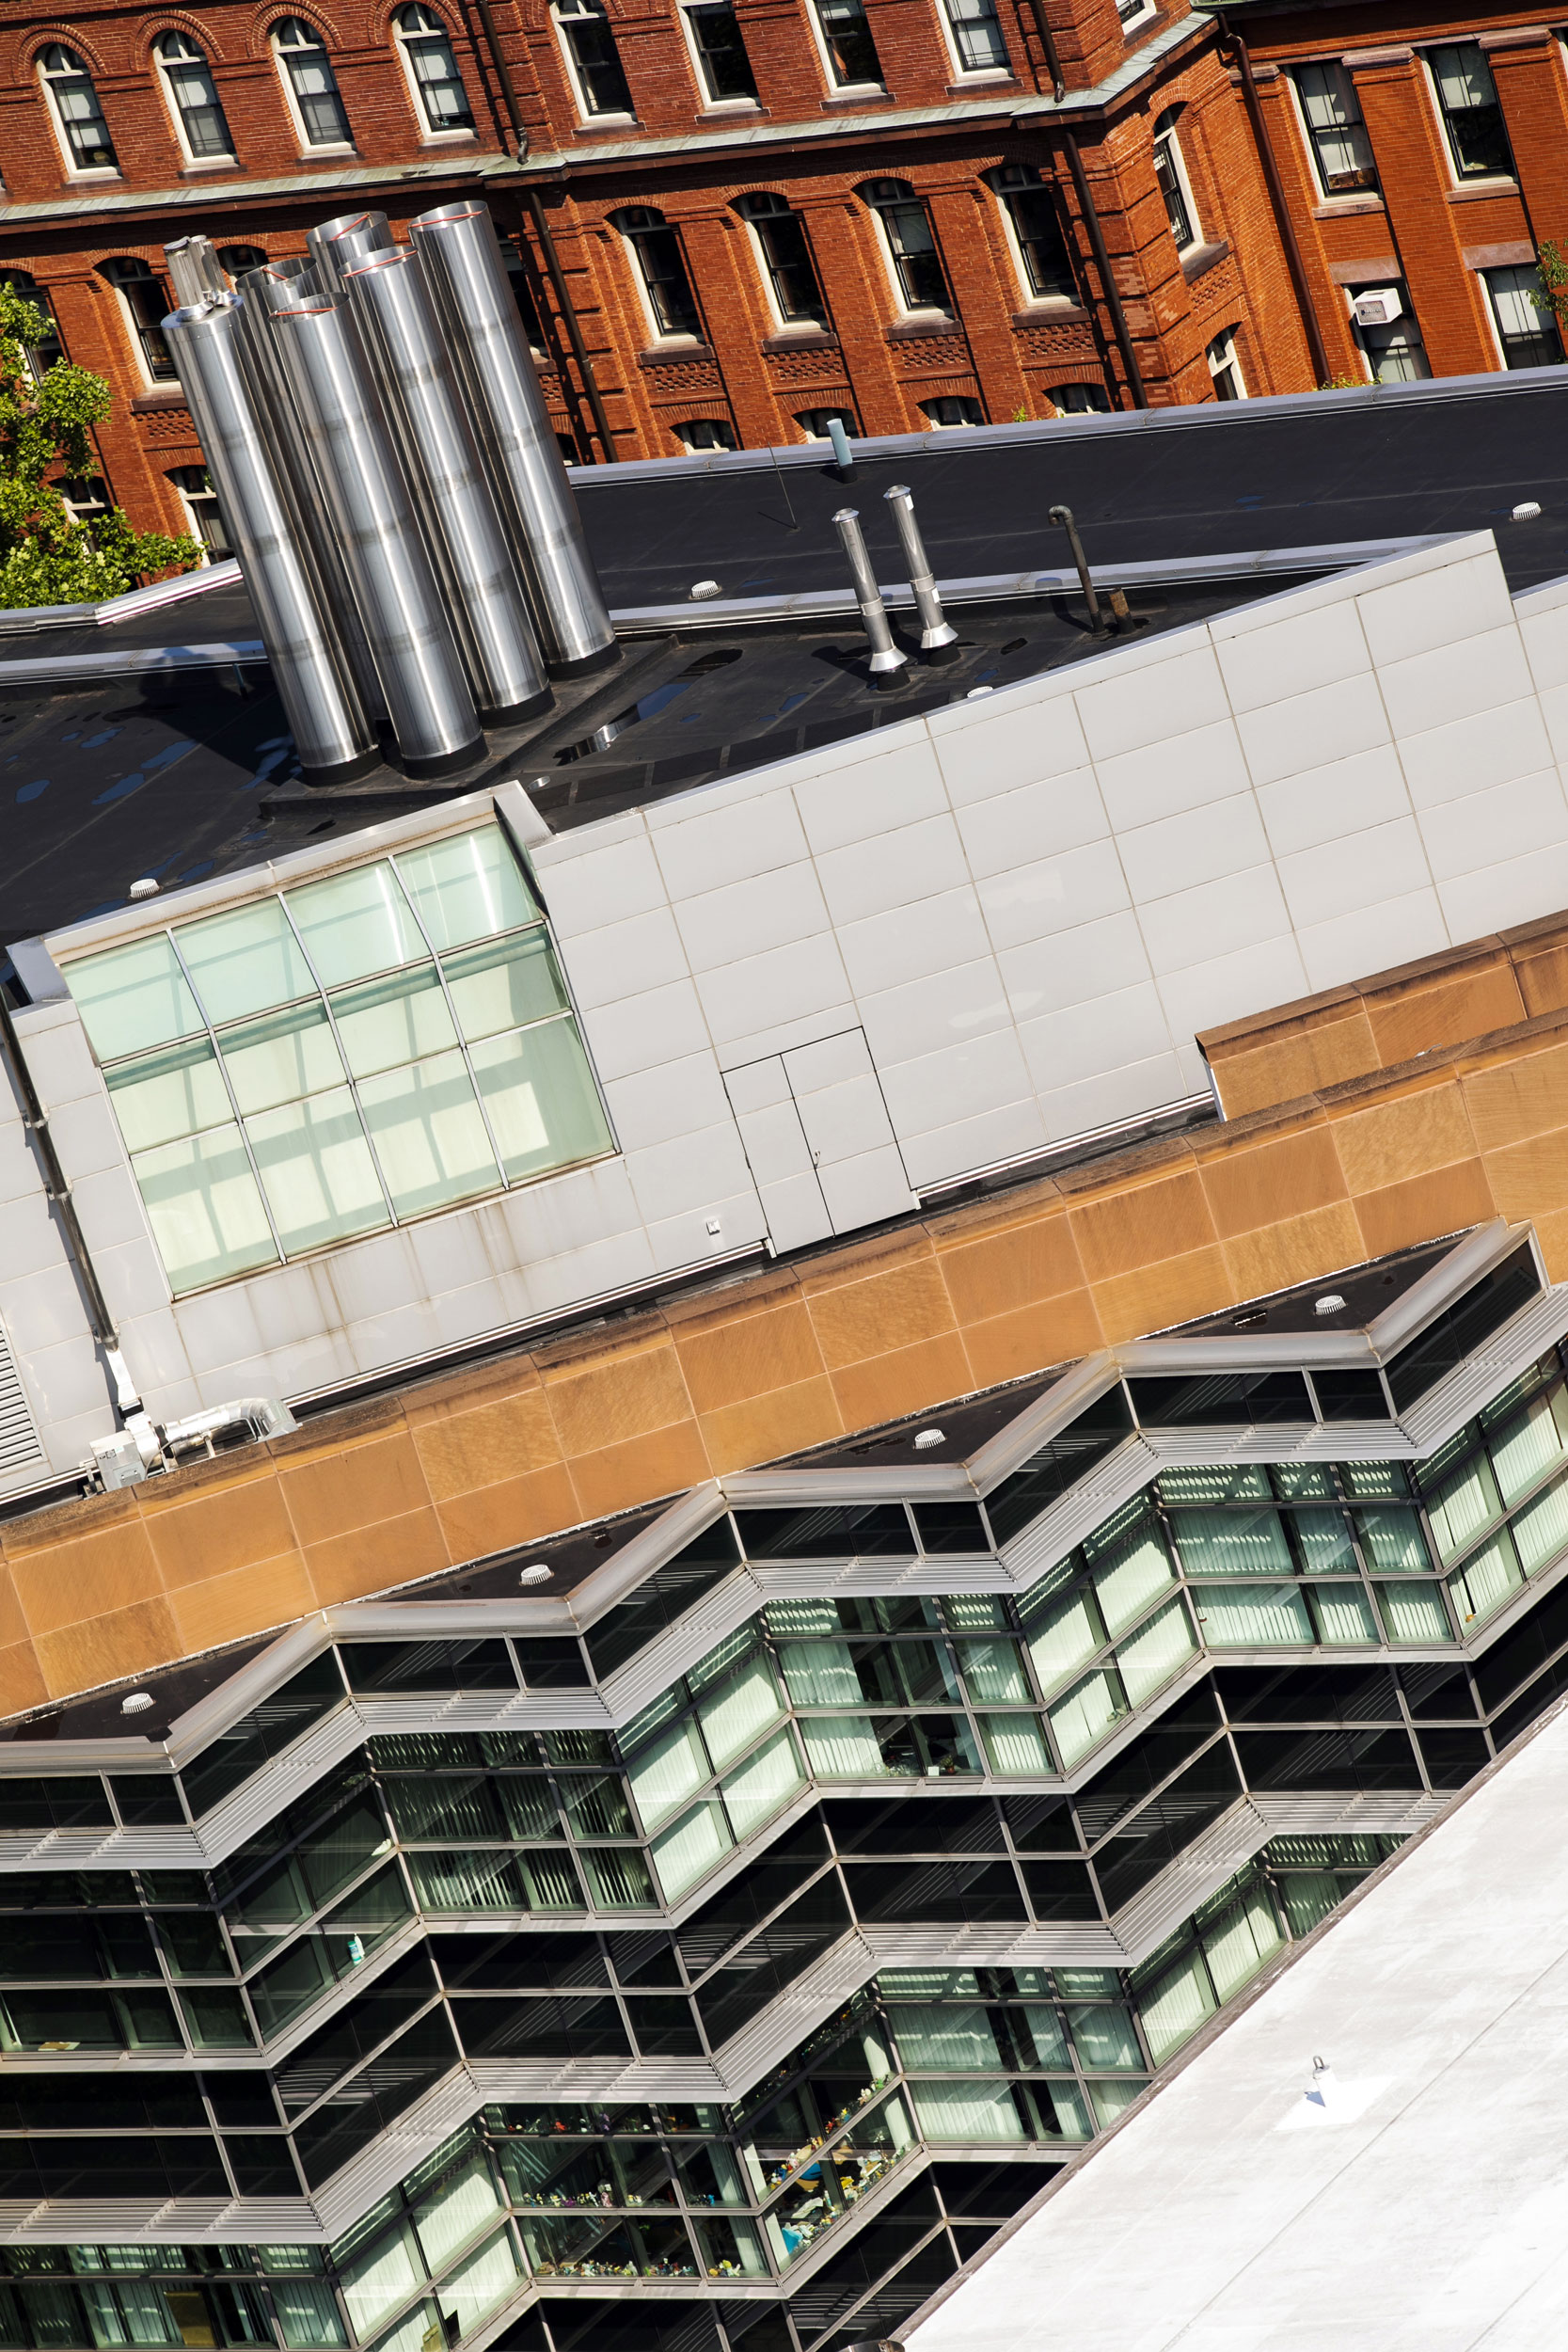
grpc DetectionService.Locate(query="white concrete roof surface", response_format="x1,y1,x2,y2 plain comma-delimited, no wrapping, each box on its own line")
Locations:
911,1698,1568,2352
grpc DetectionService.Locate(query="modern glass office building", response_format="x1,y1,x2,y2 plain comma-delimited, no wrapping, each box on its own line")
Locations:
2,1219,1566,2352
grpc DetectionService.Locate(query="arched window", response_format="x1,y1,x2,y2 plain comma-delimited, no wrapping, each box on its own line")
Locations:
1049,380,1110,414
37,45,118,176
100,257,176,385
921,394,984,427
156,32,235,162
1206,327,1244,400
611,206,701,340
271,19,353,148
736,192,826,327
169,465,230,556
990,166,1076,304
552,0,633,119
673,418,736,452
217,245,268,278
1152,107,1199,252
861,180,949,313
796,405,858,439
939,0,1006,73
394,6,475,135
0,272,65,382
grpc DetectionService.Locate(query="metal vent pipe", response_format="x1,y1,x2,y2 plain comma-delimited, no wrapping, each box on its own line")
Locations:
273,294,484,777
832,507,908,682
164,234,228,307
308,209,393,295
233,264,387,723
882,484,958,661
343,246,550,726
410,200,616,677
164,299,377,785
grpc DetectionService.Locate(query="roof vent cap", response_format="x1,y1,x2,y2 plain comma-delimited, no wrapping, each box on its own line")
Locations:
128,879,160,900
1513,501,1543,522
1314,1292,1347,1317
689,579,722,601
519,1563,552,1585
913,1427,945,1451
120,1691,154,1715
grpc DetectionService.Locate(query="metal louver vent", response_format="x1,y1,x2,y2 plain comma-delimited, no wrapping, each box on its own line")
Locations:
0,1314,42,1477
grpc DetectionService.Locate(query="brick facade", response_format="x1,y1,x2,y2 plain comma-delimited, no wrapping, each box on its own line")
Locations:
1231,3,1568,386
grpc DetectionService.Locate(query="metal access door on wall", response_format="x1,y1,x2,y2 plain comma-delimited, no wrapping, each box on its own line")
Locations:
723,1027,916,1253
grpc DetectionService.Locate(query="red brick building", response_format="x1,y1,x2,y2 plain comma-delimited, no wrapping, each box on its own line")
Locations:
0,0,1483,539
1206,0,1568,387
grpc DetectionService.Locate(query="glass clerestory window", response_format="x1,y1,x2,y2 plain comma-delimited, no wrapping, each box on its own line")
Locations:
1291,60,1378,197
1428,41,1513,180
66,822,613,1295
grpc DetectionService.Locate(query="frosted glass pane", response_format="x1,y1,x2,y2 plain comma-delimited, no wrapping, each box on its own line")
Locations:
70,935,202,1059
1048,1665,1126,1766
412,2154,502,2271
1026,1585,1105,1699
1093,1522,1175,1633
779,1641,861,1707
220,1003,344,1113
331,965,457,1077
395,823,535,948
106,1037,230,1150
470,1019,612,1179
356,1049,499,1215
1375,1581,1452,1644
1137,1950,1214,2062
436,2232,521,2338
977,1713,1053,1773
1192,1581,1313,1645
1312,1583,1379,1645
132,1125,278,1292
891,2003,1002,2069
177,898,316,1022
800,1717,885,1776
1354,1506,1430,1573
1295,1512,1357,1574
245,1087,388,1253
285,860,424,985
1116,1593,1196,1701
626,1719,708,1830
697,1653,784,1769
445,932,566,1041
1173,1508,1292,1577
653,1798,733,1898
1425,1453,1500,1562
955,1637,1031,1702
1447,1532,1522,1629
1512,1468,1568,1574
1490,1391,1568,1506
721,1724,803,1835
910,2081,1024,2141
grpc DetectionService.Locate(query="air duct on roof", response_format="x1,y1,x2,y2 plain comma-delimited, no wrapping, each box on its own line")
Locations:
343,245,551,727
307,208,393,295
410,200,617,677
832,506,908,683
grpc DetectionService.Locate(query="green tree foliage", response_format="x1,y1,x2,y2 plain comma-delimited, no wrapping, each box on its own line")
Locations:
0,277,198,608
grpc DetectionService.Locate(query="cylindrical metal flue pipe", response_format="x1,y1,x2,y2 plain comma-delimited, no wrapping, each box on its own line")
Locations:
165,299,376,786
164,235,227,307
410,200,616,677
343,246,549,726
273,294,483,777
882,484,958,662
307,210,393,295
233,264,386,722
832,507,908,683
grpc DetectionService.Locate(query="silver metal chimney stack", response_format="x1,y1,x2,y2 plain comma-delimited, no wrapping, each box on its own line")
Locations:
165,235,228,307
274,294,483,777
307,210,393,295
882,483,958,662
233,263,385,723
832,508,908,683
409,200,616,677
164,299,376,786
343,246,549,726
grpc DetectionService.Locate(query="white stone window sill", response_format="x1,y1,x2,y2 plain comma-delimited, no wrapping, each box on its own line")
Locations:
297,141,356,159
417,129,480,146
577,109,637,127
179,155,240,173
698,97,762,112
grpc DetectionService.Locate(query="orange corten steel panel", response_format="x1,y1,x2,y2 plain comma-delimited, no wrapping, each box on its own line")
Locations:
11,934,1568,1720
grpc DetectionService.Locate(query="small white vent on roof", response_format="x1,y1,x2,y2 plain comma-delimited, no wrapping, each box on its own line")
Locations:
913,1427,945,1451
1314,1293,1348,1317
519,1563,552,1585
120,1692,154,1715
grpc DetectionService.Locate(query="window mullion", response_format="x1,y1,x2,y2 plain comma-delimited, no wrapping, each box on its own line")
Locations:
387,853,516,1191
272,896,403,1230
164,929,289,1265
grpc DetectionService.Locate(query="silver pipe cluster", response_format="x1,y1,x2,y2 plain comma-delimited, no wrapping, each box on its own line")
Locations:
162,201,616,787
